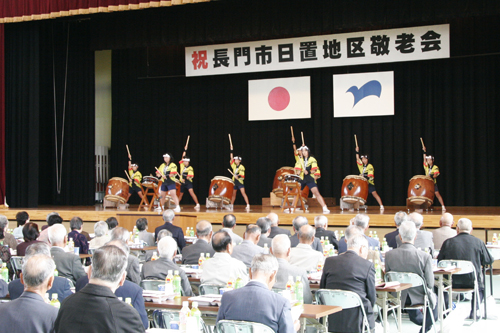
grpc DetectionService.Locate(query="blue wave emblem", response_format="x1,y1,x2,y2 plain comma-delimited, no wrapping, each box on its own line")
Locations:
346,80,382,107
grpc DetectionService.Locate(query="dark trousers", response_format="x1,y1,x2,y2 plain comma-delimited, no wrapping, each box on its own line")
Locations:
406,297,438,333
470,288,484,317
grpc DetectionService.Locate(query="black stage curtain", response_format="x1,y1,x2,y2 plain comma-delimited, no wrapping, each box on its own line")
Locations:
110,48,500,206
5,20,95,207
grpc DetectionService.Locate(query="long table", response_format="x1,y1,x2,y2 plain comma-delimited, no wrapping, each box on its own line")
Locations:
434,267,461,332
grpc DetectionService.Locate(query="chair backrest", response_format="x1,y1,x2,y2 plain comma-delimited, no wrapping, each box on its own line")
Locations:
154,309,210,333
199,283,224,295
315,289,363,309
216,320,275,333
385,271,424,288
10,256,24,271
438,260,476,275
140,279,164,291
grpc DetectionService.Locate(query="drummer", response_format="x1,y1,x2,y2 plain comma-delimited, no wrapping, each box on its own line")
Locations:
127,161,144,203
230,151,250,211
295,146,330,214
156,153,181,213
178,151,200,210
423,148,445,211
355,147,384,210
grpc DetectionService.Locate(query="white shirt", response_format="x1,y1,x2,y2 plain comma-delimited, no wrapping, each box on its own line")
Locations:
289,243,324,272
201,252,248,285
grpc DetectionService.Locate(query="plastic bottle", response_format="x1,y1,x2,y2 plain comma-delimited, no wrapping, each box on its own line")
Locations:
54,268,59,277
50,293,60,309
235,276,243,289
118,297,123,301
179,301,191,332
190,228,195,237
125,297,133,306
198,253,205,266
294,276,304,305
374,260,382,281
68,238,74,252
368,231,373,238
173,270,182,297
151,252,159,261
493,233,498,245
226,276,234,289
185,227,190,236
316,260,323,272
45,293,50,303
263,243,269,254
190,301,202,332
165,269,173,293
286,275,294,291
320,236,325,246
324,237,330,247
0,263,9,282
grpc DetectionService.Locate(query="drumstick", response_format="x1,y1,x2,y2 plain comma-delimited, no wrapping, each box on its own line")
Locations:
155,167,167,180
291,126,295,143
354,134,358,149
228,134,233,148
185,135,190,150
124,170,132,182
301,132,305,146
420,137,425,150
126,145,131,160
227,168,236,177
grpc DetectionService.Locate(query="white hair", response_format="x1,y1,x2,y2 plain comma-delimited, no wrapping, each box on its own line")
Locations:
399,221,417,243
271,234,291,256
345,225,363,241
457,218,472,233
48,224,67,244
409,212,424,229
266,213,279,226
162,209,175,222
94,221,108,237
394,211,407,227
110,227,130,242
353,214,370,229
347,234,368,250
292,216,308,231
440,213,454,226
251,254,279,275
314,215,328,228
22,254,56,288
0,215,8,229
158,236,178,258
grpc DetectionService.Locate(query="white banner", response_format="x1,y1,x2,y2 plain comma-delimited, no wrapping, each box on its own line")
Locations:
333,72,394,118
186,24,449,76
248,77,311,121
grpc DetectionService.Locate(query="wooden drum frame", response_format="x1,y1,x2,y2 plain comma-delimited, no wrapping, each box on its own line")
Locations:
341,175,368,205
104,177,130,204
408,175,435,207
272,167,295,197
208,176,234,205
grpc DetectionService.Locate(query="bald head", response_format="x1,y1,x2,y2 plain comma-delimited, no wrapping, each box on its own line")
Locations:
271,234,291,259
212,230,233,253
266,213,279,227
196,220,213,241
245,224,261,244
440,213,454,227
298,225,315,245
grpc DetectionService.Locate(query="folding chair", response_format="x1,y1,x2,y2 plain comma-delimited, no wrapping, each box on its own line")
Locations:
10,256,24,279
153,309,210,333
315,289,370,333
140,279,164,291
438,259,482,322
385,272,437,333
216,320,275,333
199,284,225,295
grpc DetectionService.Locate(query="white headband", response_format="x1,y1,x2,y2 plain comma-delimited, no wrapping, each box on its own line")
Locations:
234,156,242,161
302,146,309,150
182,158,190,162
297,146,303,151
163,153,170,158
131,164,138,167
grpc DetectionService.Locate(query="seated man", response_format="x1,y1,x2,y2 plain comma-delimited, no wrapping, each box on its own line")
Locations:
396,212,435,257
320,234,376,333
155,209,186,250
231,224,265,267
48,224,86,285
289,216,322,252
289,225,324,272
68,216,90,264
0,254,59,332
9,242,72,301
432,213,456,250
385,221,437,333
54,245,145,332
271,234,312,304
141,236,193,296
384,211,407,249
339,214,379,253
220,214,243,245
201,231,248,286
438,218,493,319
217,254,299,333
38,213,62,244
267,212,291,238
314,215,339,249
181,220,215,265
75,239,149,329
110,227,141,285
136,218,155,246
0,215,19,249
256,217,273,248
89,221,110,249
13,211,29,239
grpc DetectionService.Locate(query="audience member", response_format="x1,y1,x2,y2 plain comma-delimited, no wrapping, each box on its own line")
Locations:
109,228,141,285
89,221,110,249
38,213,63,243
396,212,435,257
154,209,186,250
54,245,145,332
13,211,29,239
16,222,41,256
339,214,379,253
314,215,339,249
271,234,312,304
68,216,90,263
220,214,243,245
438,218,493,319
106,216,119,231
267,212,291,238
232,224,265,267
9,242,72,301
181,220,215,265
384,211,407,249
385,221,437,333
289,216,322,252
136,218,155,246
256,217,273,248
0,215,17,249
157,229,173,241
0,254,59,332
432,213,456,250
289,225,324,271
48,224,86,285
217,254,299,333
320,234,376,333
201,231,248,285
75,239,149,328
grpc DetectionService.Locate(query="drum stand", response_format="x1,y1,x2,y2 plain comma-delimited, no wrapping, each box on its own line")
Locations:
206,198,232,211
406,199,433,213
340,198,367,212
281,181,305,213
140,185,159,211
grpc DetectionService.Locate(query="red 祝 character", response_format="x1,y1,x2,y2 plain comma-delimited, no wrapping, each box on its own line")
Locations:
192,50,208,70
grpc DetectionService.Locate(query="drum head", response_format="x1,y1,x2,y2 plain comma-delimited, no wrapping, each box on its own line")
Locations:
212,176,234,184
343,175,367,182
110,177,128,183
277,166,294,172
